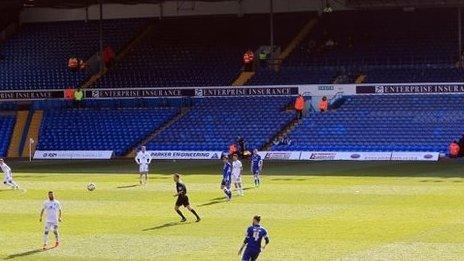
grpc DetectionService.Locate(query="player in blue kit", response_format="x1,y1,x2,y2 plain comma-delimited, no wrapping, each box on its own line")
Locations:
238,215,270,261
221,155,232,201
250,149,263,187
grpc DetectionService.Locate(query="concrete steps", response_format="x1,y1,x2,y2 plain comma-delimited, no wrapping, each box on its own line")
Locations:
21,110,43,158
7,111,28,158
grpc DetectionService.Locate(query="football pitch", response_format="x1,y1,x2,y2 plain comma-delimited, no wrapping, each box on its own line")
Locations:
1,159,464,260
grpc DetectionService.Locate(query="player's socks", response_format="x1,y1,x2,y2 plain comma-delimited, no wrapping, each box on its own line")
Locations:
53,231,60,245
224,189,232,200
176,209,186,221
43,232,49,247
190,209,200,221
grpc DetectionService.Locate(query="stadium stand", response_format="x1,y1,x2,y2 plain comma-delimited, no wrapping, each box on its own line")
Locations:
249,8,464,85
96,12,314,88
272,94,463,154
146,96,296,151
0,115,16,157
0,18,148,90
36,100,180,156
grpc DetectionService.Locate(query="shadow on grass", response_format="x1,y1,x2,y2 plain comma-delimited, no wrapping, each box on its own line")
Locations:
4,248,49,259
142,221,187,231
197,199,225,207
116,184,140,189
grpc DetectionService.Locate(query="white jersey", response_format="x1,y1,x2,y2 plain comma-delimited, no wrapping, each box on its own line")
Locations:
43,200,61,224
232,160,243,178
1,163,12,179
135,151,152,165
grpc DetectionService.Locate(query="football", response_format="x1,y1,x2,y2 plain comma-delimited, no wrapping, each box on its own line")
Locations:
87,183,96,191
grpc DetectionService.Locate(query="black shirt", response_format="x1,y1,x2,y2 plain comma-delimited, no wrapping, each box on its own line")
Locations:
176,181,187,196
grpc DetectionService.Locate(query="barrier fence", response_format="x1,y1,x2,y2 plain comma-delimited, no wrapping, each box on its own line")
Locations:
3,82,464,101
34,150,440,161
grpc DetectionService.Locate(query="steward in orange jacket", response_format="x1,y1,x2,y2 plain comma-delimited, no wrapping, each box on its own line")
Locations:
294,95,305,119
319,96,329,112
449,141,460,157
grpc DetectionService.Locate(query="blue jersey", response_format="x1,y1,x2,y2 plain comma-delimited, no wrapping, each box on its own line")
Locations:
245,225,268,253
251,154,262,172
222,162,232,182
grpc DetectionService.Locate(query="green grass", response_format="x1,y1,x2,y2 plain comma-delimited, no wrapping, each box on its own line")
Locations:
1,160,464,260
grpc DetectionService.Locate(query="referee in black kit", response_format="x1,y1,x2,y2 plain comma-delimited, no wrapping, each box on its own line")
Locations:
173,173,201,222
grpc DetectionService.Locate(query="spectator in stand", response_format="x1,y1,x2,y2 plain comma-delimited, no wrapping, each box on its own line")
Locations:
449,140,460,158
73,88,84,108
294,95,305,119
103,45,116,67
319,96,329,112
64,88,75,100
229,143,238,156
237,136,247,158
243,50,255,72
68,57,86,71
68,57,79,71
258,50,267,68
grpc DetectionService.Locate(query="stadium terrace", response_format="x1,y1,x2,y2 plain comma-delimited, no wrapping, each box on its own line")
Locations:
2,0,464,260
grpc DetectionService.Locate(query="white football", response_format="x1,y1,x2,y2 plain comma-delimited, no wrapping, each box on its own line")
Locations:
87,183,96,191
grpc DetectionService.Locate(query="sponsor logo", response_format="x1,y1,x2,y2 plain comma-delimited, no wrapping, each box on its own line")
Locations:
42,153,57,158
0,90,55,101
148,151,221,160
374,84,464,94
318,85,334,91
350,154,361,159
424,154,433,159
35,151,112,159
197,87,298,97
91,90,99,98
375,86,384,93
264,152,291,160
309,152,336,160
195,89,204,97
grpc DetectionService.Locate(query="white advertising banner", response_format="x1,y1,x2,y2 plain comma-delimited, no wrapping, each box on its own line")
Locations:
298,84,357,96
257,151,301,160
34,150,113,159
300,151,392,161
148,151,222,160
390,152,439,161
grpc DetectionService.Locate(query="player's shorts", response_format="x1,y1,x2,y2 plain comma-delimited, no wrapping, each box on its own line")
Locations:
252,169,261,175
139,164,149,173
221,179,231,189
175,195,190,207
242,249,260,261
232,175,242,183
44,222,58,231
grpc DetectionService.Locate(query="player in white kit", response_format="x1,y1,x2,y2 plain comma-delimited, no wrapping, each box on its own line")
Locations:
1,158,19,189
135,146,152,185
39,191,62,250
231,154,244,196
